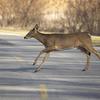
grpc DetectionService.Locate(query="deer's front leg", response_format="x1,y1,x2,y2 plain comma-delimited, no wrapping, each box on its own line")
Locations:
33,50,44,65
34,53,49,72
34,47,56,72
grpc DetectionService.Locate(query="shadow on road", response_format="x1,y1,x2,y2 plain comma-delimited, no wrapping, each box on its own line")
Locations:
0,39,15,46
0,67,34,72
0,65,73,73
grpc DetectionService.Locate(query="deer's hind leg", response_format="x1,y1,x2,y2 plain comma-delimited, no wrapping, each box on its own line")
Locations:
78,46,91,71
78,38,100,71
87,47,100,60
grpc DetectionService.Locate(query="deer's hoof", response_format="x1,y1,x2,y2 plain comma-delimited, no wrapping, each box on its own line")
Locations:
34,68,40,73
34,70,38,73
33,63,35,65
82,69,86,71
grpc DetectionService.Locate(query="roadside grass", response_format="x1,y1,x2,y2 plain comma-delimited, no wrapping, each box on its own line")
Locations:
0,28,100,46
91,36,100,46
0,27,28,36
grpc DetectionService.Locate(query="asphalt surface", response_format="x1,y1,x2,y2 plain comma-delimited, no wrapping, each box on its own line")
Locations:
0,33,100,100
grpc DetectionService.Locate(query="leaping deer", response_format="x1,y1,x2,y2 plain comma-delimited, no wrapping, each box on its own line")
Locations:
24,24,100,72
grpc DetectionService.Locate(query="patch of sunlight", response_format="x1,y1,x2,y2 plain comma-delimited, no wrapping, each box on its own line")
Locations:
0,28,28,36
91,36,100,46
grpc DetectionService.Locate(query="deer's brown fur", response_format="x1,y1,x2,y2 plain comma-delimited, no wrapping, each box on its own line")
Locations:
24,24,100,72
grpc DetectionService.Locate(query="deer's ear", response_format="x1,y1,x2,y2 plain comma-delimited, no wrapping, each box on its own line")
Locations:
34,24,39,30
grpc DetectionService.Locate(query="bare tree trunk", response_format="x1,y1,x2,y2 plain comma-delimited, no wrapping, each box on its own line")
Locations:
22,0,34,27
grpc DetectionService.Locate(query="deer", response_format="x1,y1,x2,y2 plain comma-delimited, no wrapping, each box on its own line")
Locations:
24,24,100,72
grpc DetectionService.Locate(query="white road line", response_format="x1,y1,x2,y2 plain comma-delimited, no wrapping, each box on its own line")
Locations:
0,85,99,92
29,77,100,82
14,55,31,64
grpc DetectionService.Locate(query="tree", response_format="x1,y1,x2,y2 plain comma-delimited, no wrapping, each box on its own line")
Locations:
64,0,100,35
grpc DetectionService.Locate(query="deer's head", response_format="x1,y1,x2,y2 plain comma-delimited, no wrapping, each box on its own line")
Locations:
24,24,39,39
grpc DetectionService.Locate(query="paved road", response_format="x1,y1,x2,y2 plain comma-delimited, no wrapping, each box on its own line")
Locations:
0,33,100,100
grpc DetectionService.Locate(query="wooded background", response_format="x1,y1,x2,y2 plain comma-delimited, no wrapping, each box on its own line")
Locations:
0,0,100,35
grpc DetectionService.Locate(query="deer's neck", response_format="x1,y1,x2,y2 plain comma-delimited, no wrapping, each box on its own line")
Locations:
34,32,46,45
